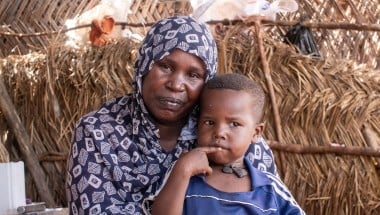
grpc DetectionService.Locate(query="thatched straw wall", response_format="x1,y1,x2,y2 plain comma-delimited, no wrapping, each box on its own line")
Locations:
0,0,380,214
0,40,138,204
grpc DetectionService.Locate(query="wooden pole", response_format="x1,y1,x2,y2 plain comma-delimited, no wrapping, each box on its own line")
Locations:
254,18,283,144
253,17,286,177
268,141,380,157
0,77,55,207
207,19,380,32
1,20,379,38
38,142,380,163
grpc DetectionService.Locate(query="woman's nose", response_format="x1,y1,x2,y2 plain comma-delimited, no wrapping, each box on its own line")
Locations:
166,73,185,92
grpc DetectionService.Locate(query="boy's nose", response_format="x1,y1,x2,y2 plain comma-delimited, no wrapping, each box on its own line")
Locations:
214,125,227,140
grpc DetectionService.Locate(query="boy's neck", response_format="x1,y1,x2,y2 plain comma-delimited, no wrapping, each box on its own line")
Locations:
205,164,252,192
210,162,248,178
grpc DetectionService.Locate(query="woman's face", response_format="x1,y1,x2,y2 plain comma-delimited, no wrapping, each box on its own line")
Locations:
142,49,207,125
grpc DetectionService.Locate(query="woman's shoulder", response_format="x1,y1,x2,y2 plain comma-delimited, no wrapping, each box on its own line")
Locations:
245,137,278,175
76,95,132,126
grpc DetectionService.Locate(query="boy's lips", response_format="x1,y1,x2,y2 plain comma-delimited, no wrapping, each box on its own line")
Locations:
210,140,227,149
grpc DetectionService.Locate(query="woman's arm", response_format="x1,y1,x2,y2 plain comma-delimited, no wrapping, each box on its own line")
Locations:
66,120,127,214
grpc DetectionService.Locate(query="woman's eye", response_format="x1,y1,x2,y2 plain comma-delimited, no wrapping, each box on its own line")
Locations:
162,64,170,70
189,72,200,79
189,69,206,80
158,63,171,72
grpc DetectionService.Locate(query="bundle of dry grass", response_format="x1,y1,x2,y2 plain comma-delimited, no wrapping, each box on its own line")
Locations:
0,39,138,205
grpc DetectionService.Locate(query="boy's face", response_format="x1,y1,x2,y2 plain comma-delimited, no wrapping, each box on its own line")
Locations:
197,89,263,165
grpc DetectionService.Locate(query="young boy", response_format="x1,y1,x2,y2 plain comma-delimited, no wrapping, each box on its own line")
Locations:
150,73,305,215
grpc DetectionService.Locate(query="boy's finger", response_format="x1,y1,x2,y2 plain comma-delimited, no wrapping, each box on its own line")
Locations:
202,168,213,176
196,146,222,154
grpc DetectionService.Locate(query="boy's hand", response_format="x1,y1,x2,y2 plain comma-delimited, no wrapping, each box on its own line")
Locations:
173,146,221,179
152,148,221,215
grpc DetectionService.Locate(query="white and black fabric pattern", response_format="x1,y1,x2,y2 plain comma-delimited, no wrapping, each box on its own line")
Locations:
66,16,277,215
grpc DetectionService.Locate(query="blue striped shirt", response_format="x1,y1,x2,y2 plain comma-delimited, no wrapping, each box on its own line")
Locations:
183,157,305,215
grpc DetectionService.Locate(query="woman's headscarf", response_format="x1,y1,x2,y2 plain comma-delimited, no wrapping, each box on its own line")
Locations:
129,15,218,149
134,15,218,92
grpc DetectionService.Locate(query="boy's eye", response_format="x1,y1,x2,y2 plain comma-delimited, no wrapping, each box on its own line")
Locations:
230,122,240,127
204,120,214,125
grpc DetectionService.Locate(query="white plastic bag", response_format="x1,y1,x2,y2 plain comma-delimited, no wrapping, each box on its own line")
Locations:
190,0,298,23
245,0,299,21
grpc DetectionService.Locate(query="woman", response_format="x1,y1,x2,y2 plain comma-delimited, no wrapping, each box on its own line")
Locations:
66,15,277,215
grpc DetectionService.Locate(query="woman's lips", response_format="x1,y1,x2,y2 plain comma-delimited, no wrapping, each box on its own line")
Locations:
158,97,184,110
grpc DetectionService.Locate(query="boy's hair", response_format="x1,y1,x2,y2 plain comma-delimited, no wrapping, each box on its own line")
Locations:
202,73,265,120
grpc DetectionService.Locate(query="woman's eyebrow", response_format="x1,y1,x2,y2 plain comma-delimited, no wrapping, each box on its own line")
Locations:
161,57,206,71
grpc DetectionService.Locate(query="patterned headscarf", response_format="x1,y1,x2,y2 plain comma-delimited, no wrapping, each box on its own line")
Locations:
130,15,218,147
134,15,217,93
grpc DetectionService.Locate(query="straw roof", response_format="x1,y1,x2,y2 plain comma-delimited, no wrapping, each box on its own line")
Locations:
0,0,379,214
1,0,378,68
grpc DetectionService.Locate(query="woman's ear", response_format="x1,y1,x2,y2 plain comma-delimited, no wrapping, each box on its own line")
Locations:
252,122,265,143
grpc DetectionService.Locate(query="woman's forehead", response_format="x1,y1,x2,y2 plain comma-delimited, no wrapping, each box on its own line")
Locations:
158,49,206,69
133,16,217,92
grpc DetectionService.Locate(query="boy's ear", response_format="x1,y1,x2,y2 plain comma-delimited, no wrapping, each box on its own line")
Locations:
254,122,265,135
252,122,265,143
